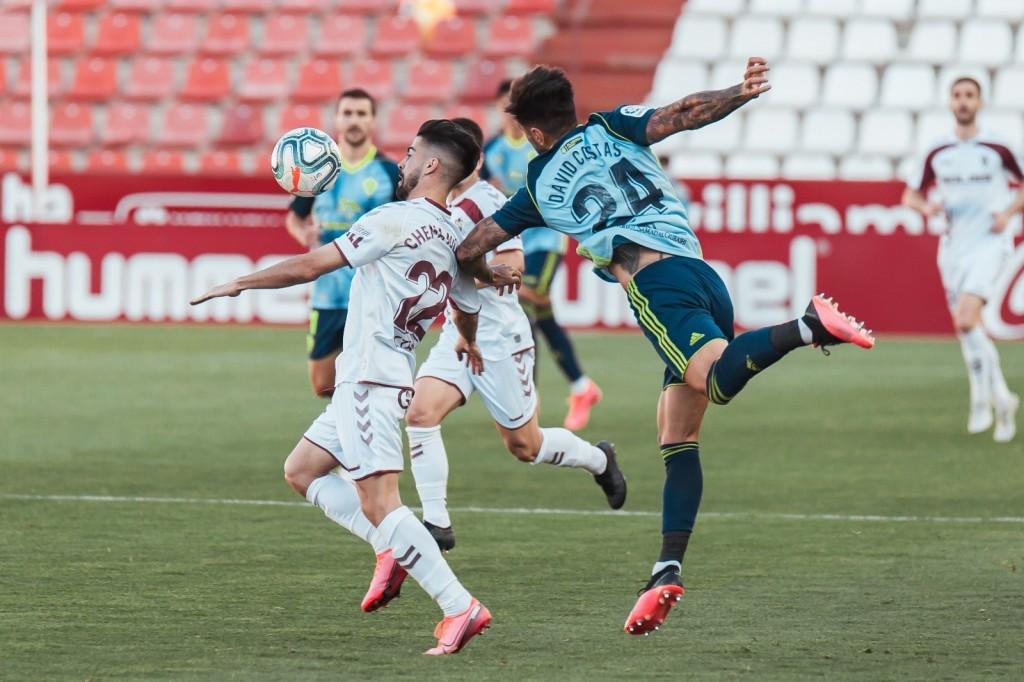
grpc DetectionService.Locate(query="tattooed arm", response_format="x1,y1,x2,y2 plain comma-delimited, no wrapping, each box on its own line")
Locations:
646,57,771,144
456,217,523,292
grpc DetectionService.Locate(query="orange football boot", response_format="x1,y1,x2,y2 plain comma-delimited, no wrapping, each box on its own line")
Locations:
564,379,603,430
424,598,492,655
360,549,407,613
624,569,684,636
805,294,875,350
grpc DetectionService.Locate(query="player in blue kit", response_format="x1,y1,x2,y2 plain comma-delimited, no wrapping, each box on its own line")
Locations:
286,88,399,396
456,61,876,635
483,80,602,431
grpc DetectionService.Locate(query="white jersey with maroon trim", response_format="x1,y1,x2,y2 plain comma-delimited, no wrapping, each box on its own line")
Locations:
333,197,481,388
447,180,534,360
911,130,1023,258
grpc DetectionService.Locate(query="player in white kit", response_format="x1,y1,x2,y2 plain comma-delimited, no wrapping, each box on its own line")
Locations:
190,120,504,655
404,119,626,551
903,77,1022,442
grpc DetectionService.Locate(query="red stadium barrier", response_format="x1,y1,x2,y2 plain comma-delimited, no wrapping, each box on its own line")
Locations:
2,172,1023,338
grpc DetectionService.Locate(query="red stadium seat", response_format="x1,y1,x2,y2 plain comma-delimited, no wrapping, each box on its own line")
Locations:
505,0,555,13
93,12,140,54
109,0,162,11
218,104,264,146
87,149,130,173
124,57,175,100
278,103,329,134
202,14,251,55
50,102,94,147
424,16,476,57
141,150,186,174
165,0,208,11
379,105,434,150
47,12,85,54
455,0,505,14
372,16,420,57
403,60,453,103
13,58,65,99
351,59,394,101
180,58,231,101
55,0,104,10
314,14,366,57
443,104,487,128
276,0,323,11
101,103,151,146
484,15,535,57
220,0,272,11
48,149,76,173
460,59,506,102
198,150,245,175
293,59,343,102
0,12,29,54
260,13,309,55
336,0,399,13
238,59,289,102
149,14,200,55
159,104,210,147
68,57,118,100
0,148,22,171
0,101,29,145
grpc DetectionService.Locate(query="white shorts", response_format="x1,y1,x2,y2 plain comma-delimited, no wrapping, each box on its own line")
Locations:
303,381,414,480
938,241,1012,309
417,340,537,429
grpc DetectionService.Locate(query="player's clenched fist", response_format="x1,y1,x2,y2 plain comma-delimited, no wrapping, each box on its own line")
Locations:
741,57,771,99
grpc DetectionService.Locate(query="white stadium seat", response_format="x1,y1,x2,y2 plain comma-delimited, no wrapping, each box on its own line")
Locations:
767,62,820,108
669,16,727,60
915,110,951,151
749,0,803,16
650,133,686,157
880,63,937,110
937,66,991,101
842,19,899,64
668,151,722,179
781,153,836,179
787,18,839,64
801,109,856,154
993,67,1024,109
804,0,858,17
918,0,973,20
860,0,914,20
958,20,1012,66
686,0,746,15
649,60,708,104
744,109,799,153
905,21,957,64
687,111,743,152
977,0,1024,21
838,156,894,180
822,63,877,110
709,59,749,89
729,17,784,61
725,153,780,179
980,111,1024,154
859,110,914,157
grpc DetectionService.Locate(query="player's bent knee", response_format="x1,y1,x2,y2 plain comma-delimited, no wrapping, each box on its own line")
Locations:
405,403,442,428
282,458,312,496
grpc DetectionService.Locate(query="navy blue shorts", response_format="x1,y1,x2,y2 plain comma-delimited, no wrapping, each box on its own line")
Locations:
523,251,563,297
624,256,734,389
307,308,347,360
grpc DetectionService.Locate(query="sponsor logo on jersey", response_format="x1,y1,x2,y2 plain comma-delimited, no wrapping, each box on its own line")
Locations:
362,177,379,196
347,232,364,248
560,137,583,154
620,105,653,118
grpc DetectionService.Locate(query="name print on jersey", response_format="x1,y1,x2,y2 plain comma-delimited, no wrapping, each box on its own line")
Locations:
547,141,624,204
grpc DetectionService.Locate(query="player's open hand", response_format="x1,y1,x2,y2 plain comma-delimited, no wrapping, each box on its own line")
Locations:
455,337,485,375
741,57,771,99
190,280,242,306
489,263,522,295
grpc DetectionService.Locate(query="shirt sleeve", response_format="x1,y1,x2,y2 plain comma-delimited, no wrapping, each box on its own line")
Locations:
449,269,482,314
289,196,315,218
333,207,398,268
491,187,545,236
592,105,657,146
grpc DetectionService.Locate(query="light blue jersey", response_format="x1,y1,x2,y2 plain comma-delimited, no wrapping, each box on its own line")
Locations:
491,105,702,282
291,147,398,309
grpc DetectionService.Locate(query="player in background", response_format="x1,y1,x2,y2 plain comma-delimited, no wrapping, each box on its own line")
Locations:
483,79,603,430
406,118,627,552
285,88,399,397
192,121,501,655
456,62,875,636
902,77,1021,443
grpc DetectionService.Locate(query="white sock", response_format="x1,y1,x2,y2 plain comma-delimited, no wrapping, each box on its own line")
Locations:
797,319,814,344
407,425,451,528
534,428,607,475
570,376,591,394
306,474,386,554
376,506,472,617
651,560,680,576
976,331,1013,405
958,327,991,406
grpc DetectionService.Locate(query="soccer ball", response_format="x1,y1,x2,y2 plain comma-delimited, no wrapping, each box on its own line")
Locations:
270,127,341,197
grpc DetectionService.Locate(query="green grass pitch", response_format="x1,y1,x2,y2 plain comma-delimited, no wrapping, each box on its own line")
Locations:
1,323,1022,680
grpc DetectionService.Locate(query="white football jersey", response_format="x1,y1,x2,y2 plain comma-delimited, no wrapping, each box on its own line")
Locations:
911,130,1023,258
333,197,481,389
447,180,534,361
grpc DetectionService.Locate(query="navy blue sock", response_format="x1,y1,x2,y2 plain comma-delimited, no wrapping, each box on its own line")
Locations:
706,322,805,405
536,308,584,383
660,442,702,565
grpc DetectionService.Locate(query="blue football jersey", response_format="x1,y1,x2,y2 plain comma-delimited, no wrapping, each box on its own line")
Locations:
291,147,398,309
490,106,702,281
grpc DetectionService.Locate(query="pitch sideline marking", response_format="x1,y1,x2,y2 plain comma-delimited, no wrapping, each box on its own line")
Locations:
2,493,1023,525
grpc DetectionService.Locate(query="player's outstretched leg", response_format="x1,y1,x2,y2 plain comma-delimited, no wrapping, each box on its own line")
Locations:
705,294,874,405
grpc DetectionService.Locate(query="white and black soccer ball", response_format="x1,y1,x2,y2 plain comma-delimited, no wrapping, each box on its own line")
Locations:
270,127,341,197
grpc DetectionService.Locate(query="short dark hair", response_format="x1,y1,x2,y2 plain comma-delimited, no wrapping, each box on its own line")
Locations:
416,119,481,186
506,65,577,135
495,78,514,99
451,117,484,150
950,76,982,96
338,87,376,114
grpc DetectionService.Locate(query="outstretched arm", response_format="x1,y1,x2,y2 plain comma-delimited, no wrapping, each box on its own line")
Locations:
190,243,346,305
646,57,771,144
456,217,523,292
